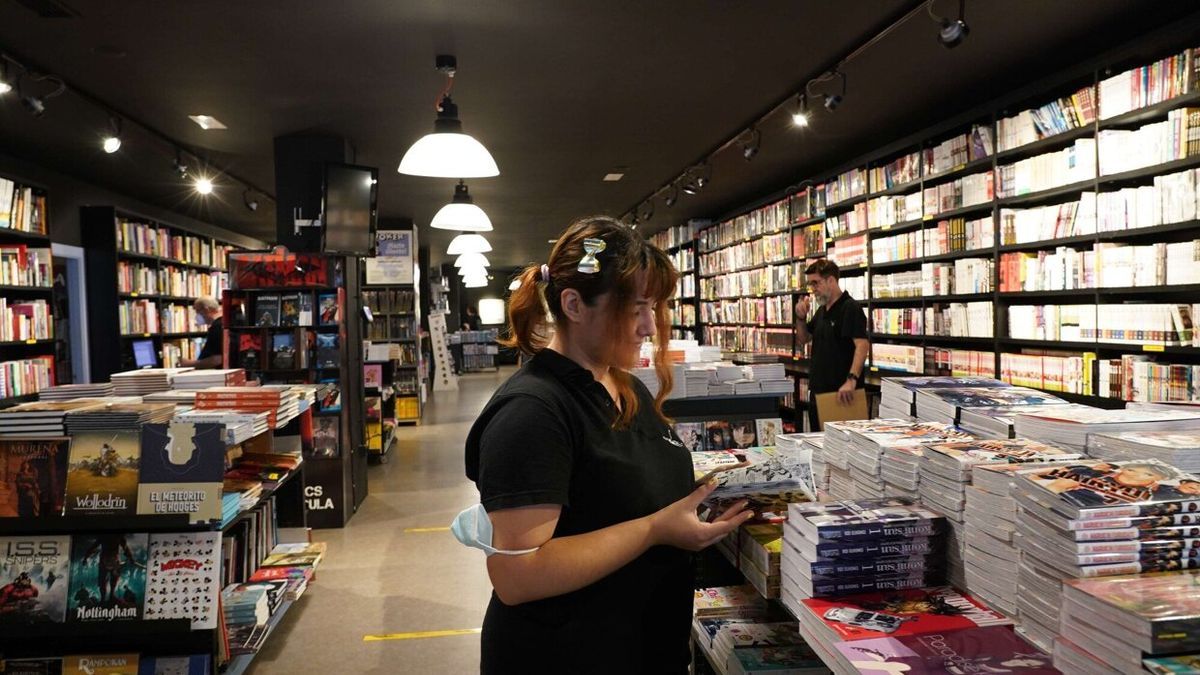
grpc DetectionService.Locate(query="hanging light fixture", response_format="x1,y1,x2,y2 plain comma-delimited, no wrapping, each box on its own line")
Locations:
454,252,490,268
463,275,488,288
398,55,499,178
446,233,492,255
430,180,493,231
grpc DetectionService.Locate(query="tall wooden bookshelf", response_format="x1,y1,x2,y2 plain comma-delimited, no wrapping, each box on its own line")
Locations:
694,29,1200,411
81,206,242,382
0,176,57,407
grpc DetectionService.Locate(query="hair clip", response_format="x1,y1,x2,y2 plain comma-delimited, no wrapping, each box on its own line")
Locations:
540,264,550,283
578,238,606,274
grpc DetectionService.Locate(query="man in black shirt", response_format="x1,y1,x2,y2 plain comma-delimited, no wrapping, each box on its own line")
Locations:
794,260,869,431
181,296,223,369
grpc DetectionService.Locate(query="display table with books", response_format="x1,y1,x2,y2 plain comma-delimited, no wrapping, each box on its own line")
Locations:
0,376,326,673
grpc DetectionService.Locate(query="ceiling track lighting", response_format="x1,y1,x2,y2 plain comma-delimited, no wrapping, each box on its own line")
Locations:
930,0,969,49
791,94,810,128
740,128,761,161
194,176,214,195
173,149,189,179
430,179,493,231
0,59,12,95
102,116,122,154
663,183,679,207
398,54,499,178
243,189,259,212
17,72,65,118
638,199,655,222
820,70,846,112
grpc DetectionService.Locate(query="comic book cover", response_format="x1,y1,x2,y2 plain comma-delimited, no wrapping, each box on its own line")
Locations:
237,333,262,370
755,418,783,447
311,416,340,459
136,655,211,675
0,437,70,517
66,532,148,622
672,422,704,452
788,498,944,543
317,292,339,325
63,430,140,517
704,421,732,452
834,626,1055,673
279,293,299,327
62,655,138,675
729,420,758,449
0,535,70,624
801,587,1011,641
316,333,339,369
143,532,220,629
1015,459,1200,519
1065,570,1200,654
136,423,225,524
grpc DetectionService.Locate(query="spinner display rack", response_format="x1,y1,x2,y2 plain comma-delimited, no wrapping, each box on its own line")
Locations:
0,174,58,408
690,22,1200,411
81,206,242,382
222,246,368,528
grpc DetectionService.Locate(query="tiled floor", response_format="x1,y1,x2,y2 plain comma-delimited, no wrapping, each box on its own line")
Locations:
252,369,512,674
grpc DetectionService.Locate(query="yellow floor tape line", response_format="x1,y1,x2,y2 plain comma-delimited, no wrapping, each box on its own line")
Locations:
403,526,451,533
363,628,482,642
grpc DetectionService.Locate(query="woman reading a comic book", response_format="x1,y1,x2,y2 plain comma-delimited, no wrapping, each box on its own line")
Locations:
462,216,753,674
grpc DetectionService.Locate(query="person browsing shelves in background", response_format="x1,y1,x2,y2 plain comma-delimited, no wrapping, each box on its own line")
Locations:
460,216,753,674
794,259,869,431
180,296,223,369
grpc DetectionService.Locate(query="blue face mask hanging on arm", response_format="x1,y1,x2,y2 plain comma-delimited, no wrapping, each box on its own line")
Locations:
451,504,540,557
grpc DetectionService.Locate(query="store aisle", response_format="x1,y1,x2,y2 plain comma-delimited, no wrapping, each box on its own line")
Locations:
253,369,514,674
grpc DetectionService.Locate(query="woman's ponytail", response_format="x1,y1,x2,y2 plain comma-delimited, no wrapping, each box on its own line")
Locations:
499,265,550,355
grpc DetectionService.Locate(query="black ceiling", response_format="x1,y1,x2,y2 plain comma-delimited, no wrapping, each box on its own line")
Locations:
0,0,1194,266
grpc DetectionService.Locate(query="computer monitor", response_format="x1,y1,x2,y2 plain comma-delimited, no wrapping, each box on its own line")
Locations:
132,339,158,369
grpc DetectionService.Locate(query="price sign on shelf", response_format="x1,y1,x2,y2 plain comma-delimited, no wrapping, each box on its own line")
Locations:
1143,344,1165,352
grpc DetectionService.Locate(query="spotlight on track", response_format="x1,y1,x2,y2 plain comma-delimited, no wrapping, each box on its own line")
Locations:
194,177,214,195
932,0,970,48
663,183,678,207
822,71,846,112
791,94,810,128
740,128,760,161
102,117,122,154
638,199,654,222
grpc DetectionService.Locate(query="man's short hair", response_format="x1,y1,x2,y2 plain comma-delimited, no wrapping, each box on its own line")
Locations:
193,296,220,312
805,259,840,280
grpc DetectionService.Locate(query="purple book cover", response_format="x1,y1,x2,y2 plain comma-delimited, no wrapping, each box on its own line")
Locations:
834,626,1055,673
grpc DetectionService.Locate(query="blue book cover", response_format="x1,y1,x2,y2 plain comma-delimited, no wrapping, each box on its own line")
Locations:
66,532,148,622
137,423,225,524
138,655,211,675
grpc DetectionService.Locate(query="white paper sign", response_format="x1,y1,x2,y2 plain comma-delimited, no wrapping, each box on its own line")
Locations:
365,230,413,284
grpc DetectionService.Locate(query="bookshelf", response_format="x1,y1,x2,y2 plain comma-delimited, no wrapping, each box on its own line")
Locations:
363,225,425,456
222,246,368,528
0,422,308,672
652,221,702,341
81,206,243,382
0,175,57,407
690,34,1200,409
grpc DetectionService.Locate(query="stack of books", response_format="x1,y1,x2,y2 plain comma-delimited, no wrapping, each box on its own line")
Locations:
1013,408,1200,451
879,445,923,501
222,584,271,655
717,523,783,599
791,587,1014,674
958,402,1098,439
64,400,175,433
1011,459,1200,651
845,421,973,500
110,367,193,396
782,498,945,603
691,585,825,675
194,387,299,429
913,385,1065,426
823,420,902,500
878,376,1009,419
141,389,200,407
1056,571,1200,675
35,382,115,400
920,439,1081,590
775,432,822,498
0,398,107,436
1087,431,1200,473
171,368,247,390
260,541,327,571
174,409,271,445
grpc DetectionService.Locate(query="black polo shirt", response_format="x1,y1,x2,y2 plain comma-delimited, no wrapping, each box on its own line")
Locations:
196,315,223,362
806,291,868,394
465,348,694,674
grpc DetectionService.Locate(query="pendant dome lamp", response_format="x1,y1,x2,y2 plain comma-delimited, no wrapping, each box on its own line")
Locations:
458,265,487,278
447,233,491,255
398,55,499,178
453,252,490,269
463,275,489,288
431,181,492,231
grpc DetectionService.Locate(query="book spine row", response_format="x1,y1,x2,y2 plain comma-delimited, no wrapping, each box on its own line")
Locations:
1,298,53,341
0,246,52,288
870,150,921,191
0,181,47,234
699,263,795,299
0,354,54,398
698,232,791,275
1007,303,1199,345
699,200,790,252
812,521,943,543
700,297,794,325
